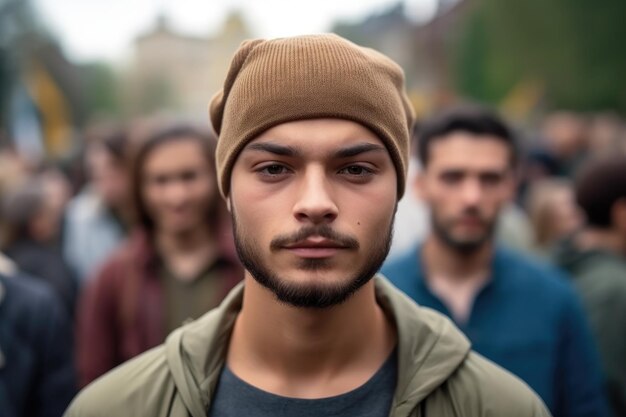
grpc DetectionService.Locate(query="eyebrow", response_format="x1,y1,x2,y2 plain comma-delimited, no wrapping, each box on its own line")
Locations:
244,141,386,159
334,143,386,158
245,142,298,157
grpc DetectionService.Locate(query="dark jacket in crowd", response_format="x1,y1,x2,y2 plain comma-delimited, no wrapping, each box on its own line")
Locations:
4,238,78,318
0,271,77,417
553,237,626,417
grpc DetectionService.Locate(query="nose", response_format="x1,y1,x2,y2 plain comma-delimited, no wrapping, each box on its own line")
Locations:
460,178,483,207
292,167,338,224
162,180,189,206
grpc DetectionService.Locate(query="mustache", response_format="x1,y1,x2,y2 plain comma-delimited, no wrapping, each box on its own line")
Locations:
456,207,487,221
270,225,360,251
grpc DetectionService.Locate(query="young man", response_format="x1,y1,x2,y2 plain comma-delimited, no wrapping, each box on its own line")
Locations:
76,124,242,387
382,106,608,417
66,35,549,416
553,155,626,416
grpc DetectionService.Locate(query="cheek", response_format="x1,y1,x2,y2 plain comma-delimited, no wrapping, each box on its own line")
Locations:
345,186,396,231
420,179,449,203
485,187,512,208
142,185,161,211
191,178,216,205
424,187,458,214
232,172,291,219
231,189,277,237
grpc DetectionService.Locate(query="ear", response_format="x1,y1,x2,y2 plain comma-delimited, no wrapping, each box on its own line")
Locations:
413,169,425,200
612,197,626,232
503,170,518,202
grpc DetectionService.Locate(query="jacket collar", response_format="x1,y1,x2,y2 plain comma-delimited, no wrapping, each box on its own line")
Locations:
165,276,472,417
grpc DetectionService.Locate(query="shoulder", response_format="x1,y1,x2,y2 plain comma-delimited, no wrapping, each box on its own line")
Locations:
81,238,145,309
576,253,626,288
65,346,174,417
496,248,589,329
0,272,71,352
65,189,105,224
496,247,577,297
445,352,550,416
1,272,61,315
93,236,142,278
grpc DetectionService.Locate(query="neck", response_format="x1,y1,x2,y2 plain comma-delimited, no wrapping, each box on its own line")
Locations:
227,274,396,397
421,235,493,324
155,224,215,254
109,201,131,227
423,234,493,281
576,228,624,255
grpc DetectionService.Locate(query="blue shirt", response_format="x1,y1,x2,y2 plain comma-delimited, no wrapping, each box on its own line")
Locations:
381,245,608,417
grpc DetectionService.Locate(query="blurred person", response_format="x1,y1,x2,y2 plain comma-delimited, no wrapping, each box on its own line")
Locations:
63,127,132,284
382,105,608,417
66,35,549,417
587,113,626,157
516,147,562,208
0,149,30,191
76,124,243,387
0,149,29,245
526,178,584,255
0,255,77,417
1,171,77,317
389,128,533,262
552,155,626,416
540,111,589,177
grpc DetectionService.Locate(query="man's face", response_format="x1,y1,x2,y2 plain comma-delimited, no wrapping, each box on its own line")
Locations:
87,146,129,209
417,132,515,253
142,138,217,235
229,119,397,308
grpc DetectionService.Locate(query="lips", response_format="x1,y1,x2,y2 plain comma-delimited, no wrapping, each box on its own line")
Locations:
283,237,347,258
456,216,484,227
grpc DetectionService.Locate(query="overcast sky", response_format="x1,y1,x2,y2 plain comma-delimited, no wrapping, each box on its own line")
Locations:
33,0,438,63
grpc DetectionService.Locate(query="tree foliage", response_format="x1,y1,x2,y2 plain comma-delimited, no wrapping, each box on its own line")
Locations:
454,0,626,113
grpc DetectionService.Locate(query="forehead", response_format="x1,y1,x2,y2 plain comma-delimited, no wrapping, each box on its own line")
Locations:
87,145,115,166
427,132,511,170
144,138,208,171
241,119,387,157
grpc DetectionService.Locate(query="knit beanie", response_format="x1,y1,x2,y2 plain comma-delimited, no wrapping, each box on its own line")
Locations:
210,34,415,199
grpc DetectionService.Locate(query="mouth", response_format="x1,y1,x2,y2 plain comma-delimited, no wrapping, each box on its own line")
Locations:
456,216,485,227
283,236,347,258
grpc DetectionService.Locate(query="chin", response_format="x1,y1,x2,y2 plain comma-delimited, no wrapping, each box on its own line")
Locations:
165,224,196,235
268,274,370,309
286,268,351,285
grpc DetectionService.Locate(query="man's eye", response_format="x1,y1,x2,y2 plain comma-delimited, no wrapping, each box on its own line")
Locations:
259,164,288,176
340,165,373,176
441,172,463,184
151,176,169,186
180,171,199,182
480,173,503,187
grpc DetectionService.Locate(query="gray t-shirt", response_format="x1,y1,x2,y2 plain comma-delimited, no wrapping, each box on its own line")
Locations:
208,350,398,417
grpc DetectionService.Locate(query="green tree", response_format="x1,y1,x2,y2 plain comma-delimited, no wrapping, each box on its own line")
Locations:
454,0,626,113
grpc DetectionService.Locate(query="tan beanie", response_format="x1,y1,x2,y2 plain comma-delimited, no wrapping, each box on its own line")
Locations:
210,34,415,199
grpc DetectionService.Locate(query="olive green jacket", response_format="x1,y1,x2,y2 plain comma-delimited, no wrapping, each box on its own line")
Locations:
65,276,551,417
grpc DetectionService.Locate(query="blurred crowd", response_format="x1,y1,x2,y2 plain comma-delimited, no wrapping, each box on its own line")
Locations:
0,108,625,417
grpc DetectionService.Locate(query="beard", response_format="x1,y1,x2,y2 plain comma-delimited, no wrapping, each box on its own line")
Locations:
431,207,497,255
231,208,393,309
